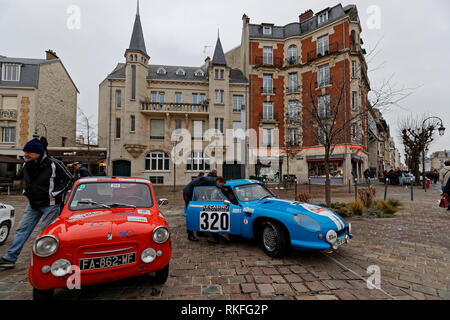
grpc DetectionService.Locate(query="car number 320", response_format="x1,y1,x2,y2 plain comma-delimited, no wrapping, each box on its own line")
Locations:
200,211,230,232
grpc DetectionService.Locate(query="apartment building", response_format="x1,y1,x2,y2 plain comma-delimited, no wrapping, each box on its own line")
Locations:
98,4,248,185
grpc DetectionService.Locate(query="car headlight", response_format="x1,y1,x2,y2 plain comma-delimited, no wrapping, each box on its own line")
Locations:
293,214,321,233
141,248,157,264
153,226,170,244
326,230,337,244
51,259,72,277
33,235,59,257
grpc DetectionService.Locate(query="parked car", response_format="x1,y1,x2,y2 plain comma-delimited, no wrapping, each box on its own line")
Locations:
0,203,15,245
29,177,172,300
399,172,415,185
184,180,353,258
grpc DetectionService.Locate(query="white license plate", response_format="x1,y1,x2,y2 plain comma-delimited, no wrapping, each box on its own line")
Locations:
336,237,347,247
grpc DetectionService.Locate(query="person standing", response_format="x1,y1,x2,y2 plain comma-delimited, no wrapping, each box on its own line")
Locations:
207,169,217,177
364,168,371,185
73,162,92,179
182,176,226,241
439,161,450,195
0,138,74,268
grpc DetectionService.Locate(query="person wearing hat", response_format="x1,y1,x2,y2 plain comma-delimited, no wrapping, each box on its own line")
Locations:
73,161,92,180
0,138,74,269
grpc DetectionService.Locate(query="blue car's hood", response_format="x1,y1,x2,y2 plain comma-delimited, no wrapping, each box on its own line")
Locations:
249,198,346,230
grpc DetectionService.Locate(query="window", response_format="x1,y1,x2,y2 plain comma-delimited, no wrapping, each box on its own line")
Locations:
194,69,204,77
318,11,329,24
215,69,224,79
287,45,298,65
289,129,298,145
1,64,20,81
351,61,357,78
263,74,273,93
288,73,298,93
149,176,164,185
263,47,273,65
175,92,182,103
174,119,182,130
317,64,330,87
157,67,167,75
214,90,224,104
115,90,122,108
192,120,205,140
318,95,331,118
176,68,186,76
187,152,210,171
193,187,226,202
130,115,136,132
351,123,358,140
159,92,165,103
200,94,206,104
145,152,170,171
352,91,358,110
233,121,244,141
1,127,15,143
131,65,136,100
288,101,298,121
220,69,224,79
263,102,273,120
318,124,330,145
263,25,272,35
215,118,224,134
192,93,198,104
233,95,243,112
115,118,121,139
262,129,273,147
150,119,165,139
61,137,67,147
317,35,329,56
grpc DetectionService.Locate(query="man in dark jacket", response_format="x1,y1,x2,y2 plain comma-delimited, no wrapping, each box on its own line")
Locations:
73,162,92,179
183,176,226,241
0,139,74,268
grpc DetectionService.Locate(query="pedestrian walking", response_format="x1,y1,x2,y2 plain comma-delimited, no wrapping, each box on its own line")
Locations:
364,168,371,185
182,176,226,241
73,162,92,179
439,161,450,195
0,138,74,268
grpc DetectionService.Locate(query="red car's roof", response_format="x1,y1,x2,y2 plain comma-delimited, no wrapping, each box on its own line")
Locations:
75,177,151,184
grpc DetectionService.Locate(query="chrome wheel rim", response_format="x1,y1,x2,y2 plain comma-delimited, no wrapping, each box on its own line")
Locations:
262,223,277,252
0,225,8,242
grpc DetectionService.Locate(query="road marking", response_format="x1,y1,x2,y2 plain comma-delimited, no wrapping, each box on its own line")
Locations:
321,252,397,300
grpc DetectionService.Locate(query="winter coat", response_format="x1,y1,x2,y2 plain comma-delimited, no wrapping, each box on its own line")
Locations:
440,166,450,188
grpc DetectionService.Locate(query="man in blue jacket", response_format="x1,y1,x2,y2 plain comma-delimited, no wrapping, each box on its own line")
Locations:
183,176,226,241
73,162,92,179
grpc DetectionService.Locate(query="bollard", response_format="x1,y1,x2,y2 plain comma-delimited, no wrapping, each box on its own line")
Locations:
349,180,351,194
354,179,358,201
411,182,414,201
295,181,298,201
384,183,388,201
308,178,311,194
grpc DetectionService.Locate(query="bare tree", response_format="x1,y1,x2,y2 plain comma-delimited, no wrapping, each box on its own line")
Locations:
77,106,98,170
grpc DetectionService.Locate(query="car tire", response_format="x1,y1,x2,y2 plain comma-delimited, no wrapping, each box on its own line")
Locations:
0,222,11,246
32,288,54,300
259,220,288,258
154,264,169,284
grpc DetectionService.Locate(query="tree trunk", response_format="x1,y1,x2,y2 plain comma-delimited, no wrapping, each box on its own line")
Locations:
324,147,331,206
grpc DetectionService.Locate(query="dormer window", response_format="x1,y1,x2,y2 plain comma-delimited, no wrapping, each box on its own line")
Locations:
157,67,167,75
263,25,272,35
318,11,329,24
175,68,186,76
194,69,204,77
2,64,21,82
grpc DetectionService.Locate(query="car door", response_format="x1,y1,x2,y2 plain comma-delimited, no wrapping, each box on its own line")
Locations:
186,186,242,235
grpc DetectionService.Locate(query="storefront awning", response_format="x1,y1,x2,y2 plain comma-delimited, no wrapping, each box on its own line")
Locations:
306,154,345,163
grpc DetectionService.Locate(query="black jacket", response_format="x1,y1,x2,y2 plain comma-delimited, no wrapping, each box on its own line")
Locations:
76,166,92,179
23,154,74,209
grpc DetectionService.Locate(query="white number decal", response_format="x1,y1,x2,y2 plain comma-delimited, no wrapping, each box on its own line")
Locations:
199,211,230,232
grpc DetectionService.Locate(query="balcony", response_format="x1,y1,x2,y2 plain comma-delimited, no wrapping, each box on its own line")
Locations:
258,112,280,124
307,42,339,62
261,87,276,95
315,77,333,89
141,101,209,115
286,114,301,125
254,56,284,68
286,86,301,94
285,56,301,66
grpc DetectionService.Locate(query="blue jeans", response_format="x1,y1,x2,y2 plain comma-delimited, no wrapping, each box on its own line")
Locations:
3,204,60,263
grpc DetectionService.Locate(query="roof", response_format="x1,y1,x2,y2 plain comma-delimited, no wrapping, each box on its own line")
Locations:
248,4,350,39
0,56,79,93
127,5,148,56
225,179,262,187
211,37,227,66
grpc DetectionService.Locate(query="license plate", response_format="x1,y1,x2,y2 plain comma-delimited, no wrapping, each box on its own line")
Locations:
79,252,136,271
336,237,347,247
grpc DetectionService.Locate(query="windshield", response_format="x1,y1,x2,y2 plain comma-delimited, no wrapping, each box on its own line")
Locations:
69,182,153,210
233,183,275,202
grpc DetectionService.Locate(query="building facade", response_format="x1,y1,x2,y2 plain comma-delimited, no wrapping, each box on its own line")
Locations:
98,6,248,185
227,4,371,185
0,50,78,176
431,150,450,171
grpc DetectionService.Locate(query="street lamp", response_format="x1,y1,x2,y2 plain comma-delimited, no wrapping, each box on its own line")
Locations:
172,134,181,193
421,116,446,191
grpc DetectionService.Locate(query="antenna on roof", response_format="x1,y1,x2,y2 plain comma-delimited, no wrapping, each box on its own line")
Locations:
137,0,140,15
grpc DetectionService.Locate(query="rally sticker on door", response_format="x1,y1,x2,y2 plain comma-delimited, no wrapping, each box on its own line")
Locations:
199,204,230,232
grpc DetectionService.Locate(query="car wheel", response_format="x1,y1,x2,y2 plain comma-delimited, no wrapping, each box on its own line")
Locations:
0,222,11,245
154,264,169,284
259,220,288,258
32,288,54,300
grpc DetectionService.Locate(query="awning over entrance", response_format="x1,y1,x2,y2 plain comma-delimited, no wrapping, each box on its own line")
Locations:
306,154,345,163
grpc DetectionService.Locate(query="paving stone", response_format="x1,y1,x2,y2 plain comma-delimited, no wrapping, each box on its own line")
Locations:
240,283,258,294
202,285,221,295
304,281,328,292
412,284,437,296
316,294,339,300
257,284,275,296
333,289,358,300
273,283,294,295
284,274,303,283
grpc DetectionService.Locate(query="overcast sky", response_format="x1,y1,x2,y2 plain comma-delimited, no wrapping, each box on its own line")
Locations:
1,0,449,158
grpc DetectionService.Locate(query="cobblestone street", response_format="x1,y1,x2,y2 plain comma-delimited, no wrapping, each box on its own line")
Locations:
0,183,448,300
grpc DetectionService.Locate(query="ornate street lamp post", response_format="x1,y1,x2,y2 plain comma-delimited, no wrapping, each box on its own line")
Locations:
421,117,445,191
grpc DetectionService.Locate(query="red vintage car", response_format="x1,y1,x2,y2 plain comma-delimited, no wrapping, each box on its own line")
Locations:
29,177,172,300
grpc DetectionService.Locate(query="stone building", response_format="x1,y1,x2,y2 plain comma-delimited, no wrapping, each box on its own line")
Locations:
227,4,371,185
0,50,78,176
98,4,248,185
431,150,450,171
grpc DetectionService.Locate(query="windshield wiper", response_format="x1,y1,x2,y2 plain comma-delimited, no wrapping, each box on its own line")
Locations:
78,200,111,209
108,203,137,209
260,195,273,200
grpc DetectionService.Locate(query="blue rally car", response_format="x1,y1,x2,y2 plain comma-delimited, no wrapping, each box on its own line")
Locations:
183,180,353,257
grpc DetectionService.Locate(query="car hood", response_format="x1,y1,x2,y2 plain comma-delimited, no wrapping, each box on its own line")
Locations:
250,198,347,230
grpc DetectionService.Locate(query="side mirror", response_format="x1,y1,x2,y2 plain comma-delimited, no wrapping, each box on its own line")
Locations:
223,200,230,206
158,198,169,206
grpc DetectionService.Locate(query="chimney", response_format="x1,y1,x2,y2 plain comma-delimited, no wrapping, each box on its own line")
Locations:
205,56,211,69
45,49,58,60
242,13,250,24
299,9,314,23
